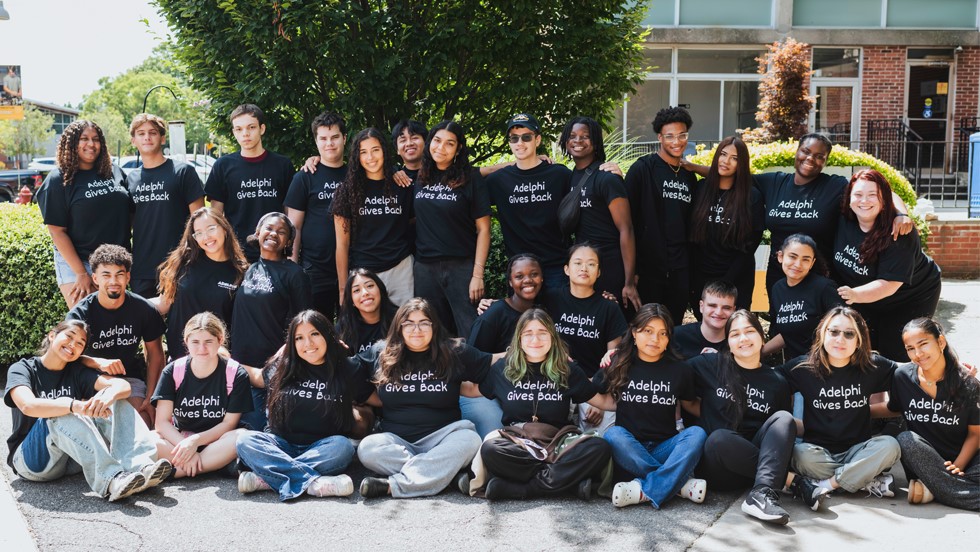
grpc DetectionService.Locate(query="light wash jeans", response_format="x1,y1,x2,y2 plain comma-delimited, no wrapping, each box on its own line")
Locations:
236,431,355,501
357,419,481,498
460,396,504,438
13,401,158,497
604,425,708,509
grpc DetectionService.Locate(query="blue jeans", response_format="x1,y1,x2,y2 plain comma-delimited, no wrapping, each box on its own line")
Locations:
240,387,268,431
236,431,355,501
460,396,504,438
604,425,707,509
541,265,567,293
13,401,158,496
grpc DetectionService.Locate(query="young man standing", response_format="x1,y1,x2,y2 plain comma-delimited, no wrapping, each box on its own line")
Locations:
285,111,347,319
127,113,206,297
485,113,570,289
67,245,166,428
391,119,427,181
672,281,737,359
625,106,699,323
205,104,295,262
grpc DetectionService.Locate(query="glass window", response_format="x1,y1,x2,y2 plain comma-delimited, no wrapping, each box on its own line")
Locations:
887,0,977,28
625,80,670,142
812,48,861,78
679,0,772,26
643,48,672,73
723,81,760,136
678,81,721,142
793,0,881,27
678,49,762,73
642,2,675,26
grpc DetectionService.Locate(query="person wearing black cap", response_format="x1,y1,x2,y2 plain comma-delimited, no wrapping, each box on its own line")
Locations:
485,114,570,290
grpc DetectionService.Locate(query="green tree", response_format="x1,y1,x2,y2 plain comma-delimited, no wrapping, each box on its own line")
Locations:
0,105,56,168
743,38,815,143
154,0,648,162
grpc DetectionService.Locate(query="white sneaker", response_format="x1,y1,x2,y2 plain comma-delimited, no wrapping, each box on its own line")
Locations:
861,474,895,498
238,471,272,494
107,471,146,502
136,459,173,492
612,480,648,507
678,478,707,503
307,475,354,497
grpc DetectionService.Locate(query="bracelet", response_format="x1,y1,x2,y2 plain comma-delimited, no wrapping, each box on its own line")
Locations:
895,213,909,218
474,263,484,269
472,275,484,280
69,398,74,414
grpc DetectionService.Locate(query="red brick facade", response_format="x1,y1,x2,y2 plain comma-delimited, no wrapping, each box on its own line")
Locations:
926,220,980,279
953,46,980,133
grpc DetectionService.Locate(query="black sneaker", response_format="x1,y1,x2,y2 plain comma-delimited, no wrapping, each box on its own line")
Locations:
454,471,471,495
484,477,527,501
790,476,830,511
358,476,390,498
741,485,790,525
577,478,592,501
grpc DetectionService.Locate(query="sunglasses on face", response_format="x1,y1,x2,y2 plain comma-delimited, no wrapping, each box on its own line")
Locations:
508,134,536,144
826,328,858,340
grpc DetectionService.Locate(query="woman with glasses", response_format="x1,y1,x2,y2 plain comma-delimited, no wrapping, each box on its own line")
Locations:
778,306,901,511
155,207,248,360
832,169,942,361
355,298,497,499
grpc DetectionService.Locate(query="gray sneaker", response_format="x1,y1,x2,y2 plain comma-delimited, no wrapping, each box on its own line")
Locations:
742,485,790,525
107,471,146,502
861,474,895,498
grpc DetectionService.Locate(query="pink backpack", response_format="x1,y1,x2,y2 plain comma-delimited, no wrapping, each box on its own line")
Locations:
172,356,240,396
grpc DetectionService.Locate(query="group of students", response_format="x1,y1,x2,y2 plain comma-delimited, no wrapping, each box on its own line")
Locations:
4,103,976,521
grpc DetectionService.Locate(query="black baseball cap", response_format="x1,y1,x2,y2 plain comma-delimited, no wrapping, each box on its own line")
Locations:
505,113,540,134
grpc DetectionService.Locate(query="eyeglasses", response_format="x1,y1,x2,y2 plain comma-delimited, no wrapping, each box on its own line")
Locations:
508,134,536,144
401,321,434,332
826,328,858,340
660,133,689,143
191,225,220,241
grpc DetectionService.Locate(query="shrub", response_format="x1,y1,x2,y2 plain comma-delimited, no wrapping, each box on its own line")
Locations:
743,38,815,143
0,204,67,367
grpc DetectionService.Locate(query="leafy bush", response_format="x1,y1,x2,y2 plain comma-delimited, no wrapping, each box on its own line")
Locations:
742,38,815,143
0,204,67,367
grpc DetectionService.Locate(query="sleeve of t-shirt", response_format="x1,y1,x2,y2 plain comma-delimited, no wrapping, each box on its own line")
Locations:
284,172,310,211
457,343,493,383
177,164,205,205
590,368,610,394
470,171,491,219
597,172,628,205
967,393,980,426
139,298,167,342
567,362,598,403
227,366,254,413
73,364,101,399
478,359,505,400
624,162,646,232
677,362,697,401
65,298,89,322
603,302,628,341
872,354,899,392
753,172,776,195
3,359,34,407
775,355,807,390
874,232,917,284
289,266,314,314
820,278,845,310
467,308,499,353
687,354,713,392
151,363,177,405
346,357,377,404
36,173,70,227
886,366,906,413
204,158,228,202
279,158,296,197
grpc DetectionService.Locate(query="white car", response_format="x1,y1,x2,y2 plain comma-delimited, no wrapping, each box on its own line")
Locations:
27,157,57,173
114,154,214,183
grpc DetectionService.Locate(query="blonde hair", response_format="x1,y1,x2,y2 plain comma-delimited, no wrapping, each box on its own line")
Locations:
182,312,227,347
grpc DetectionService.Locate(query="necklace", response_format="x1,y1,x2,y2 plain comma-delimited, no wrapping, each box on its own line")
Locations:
918,366,943,387
666,160,681,175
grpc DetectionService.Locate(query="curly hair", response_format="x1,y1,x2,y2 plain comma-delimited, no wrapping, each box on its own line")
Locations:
157,207,248,302
88,244,132,272
796,306,875,379
841,169,897,266
57,120,113,185
375,298,460,388
331,128,395,236
245,211,295,259
417,120,474,190
604,303,681,399
558,116,606,164
652,106,693,134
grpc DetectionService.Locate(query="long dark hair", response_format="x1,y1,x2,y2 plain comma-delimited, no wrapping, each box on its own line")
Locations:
266,310,353,431
796,306,875,378
558,116,606,163
841,169,897,266
716,310,767,427
417,120,473,189
375,298,460,387
605,304,681,399
336,268,398,353
902,317,977,410
690,136,753,249
157,207,248,302
332,127,395,236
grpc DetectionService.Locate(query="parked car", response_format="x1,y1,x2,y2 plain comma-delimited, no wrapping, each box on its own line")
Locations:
113,154,213,183
115,155,141,176
0,169,45,202
27,157,57,173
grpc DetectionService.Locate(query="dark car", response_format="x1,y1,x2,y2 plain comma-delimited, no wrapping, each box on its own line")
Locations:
0,169,45,202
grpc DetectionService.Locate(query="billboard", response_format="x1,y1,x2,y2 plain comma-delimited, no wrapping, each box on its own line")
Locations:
0,64,24,120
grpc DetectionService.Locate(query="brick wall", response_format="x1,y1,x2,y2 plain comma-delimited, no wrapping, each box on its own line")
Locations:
953,46,980,130
859,47,907,142
926,220,980,279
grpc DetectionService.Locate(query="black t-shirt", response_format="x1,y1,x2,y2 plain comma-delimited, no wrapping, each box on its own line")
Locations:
481,359,596,428
573,168,628,253
486,162,570,268
364,342,491,442
779,354,897,453
541,288,627,377
467,300,523,354
4,358,100,469
151,358,253,434
334,178,414,272
66,292,166,382
414,168,490,261
36,167,131,259
691,186,764,280
267,357,376,445
204,151,295,260
230,259,312,367
768,274,843,358
625,154,698,272
832,219,941,310
129,160,205,280
593,357,695,442
755,171,846,271
165,257,239,359
887,363,980,461
673,322,727,360
283,163,346,288
339,318,387,357
689,353,792,439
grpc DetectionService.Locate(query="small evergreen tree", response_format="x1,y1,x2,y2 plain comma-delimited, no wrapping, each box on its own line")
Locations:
743,38,815,143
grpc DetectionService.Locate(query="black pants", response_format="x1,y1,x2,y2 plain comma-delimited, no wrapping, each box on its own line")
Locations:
637,267,689,324
898,430,980,511
130,278,158,299
413,257,478,338
593,250,625,303
696,410,796,491
859,284,941,361
480,436,611,497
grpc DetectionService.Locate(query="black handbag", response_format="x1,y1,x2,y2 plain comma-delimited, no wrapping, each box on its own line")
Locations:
557,161,600,237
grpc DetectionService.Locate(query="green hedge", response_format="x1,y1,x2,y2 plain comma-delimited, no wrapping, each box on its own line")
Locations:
0,204,67,367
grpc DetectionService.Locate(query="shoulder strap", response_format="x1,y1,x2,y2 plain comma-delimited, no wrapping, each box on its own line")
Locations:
172,356,189,390
224,359,240,396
